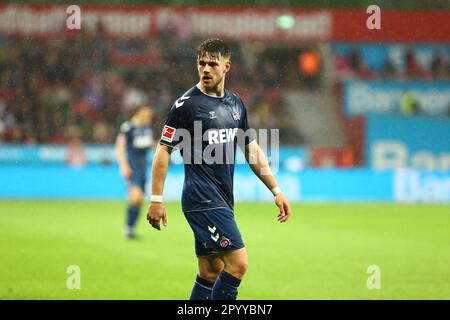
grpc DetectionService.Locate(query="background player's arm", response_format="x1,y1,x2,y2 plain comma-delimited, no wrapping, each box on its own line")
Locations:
147,143,172,230
115,133,132,179
244,140,291,223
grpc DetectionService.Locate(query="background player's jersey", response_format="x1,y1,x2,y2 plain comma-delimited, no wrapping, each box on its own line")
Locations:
120,121,154,176
159,86,254,213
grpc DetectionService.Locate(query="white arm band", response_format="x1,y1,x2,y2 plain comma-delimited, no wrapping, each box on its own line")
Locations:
150,195,163,203
271,186,282,196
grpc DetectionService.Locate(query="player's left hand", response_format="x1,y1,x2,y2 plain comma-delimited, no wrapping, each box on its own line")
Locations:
274,193,291,223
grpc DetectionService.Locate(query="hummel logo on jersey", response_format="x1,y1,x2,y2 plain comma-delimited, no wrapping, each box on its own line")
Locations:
209,111,217,119
175,93,190,108
207,128,238,145
161,125,176,142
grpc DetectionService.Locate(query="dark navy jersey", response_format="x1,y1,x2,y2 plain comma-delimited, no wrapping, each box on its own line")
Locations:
120,121,154,175
159,86,254,213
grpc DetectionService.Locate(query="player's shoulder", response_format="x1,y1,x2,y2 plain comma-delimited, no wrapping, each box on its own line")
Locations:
120,121,133,133
168,86,201,117
225,89,246,108
172,86,200,108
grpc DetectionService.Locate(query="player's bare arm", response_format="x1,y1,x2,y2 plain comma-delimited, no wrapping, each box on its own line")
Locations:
244,140,291,223
147,143,172,230
115,133,132,179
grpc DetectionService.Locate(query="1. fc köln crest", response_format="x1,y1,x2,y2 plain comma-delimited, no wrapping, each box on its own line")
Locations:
231,110,240,121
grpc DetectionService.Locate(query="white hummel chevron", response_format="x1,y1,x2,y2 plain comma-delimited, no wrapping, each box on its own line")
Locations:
211,233,219,242
179,93,190,101
175,93,190,108
208,226,216,233
175,100,184,108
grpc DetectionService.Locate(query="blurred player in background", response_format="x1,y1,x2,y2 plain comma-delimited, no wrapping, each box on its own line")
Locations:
147,39,291,300
115,105,155,239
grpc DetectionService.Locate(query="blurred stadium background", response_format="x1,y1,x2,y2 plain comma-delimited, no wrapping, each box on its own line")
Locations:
0,1,449,299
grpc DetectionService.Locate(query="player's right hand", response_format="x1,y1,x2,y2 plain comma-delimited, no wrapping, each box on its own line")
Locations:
274,192,291,223
147,202,167,231
120,164,132,179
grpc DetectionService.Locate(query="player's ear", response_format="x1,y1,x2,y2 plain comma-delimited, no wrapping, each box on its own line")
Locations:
224,60,231,73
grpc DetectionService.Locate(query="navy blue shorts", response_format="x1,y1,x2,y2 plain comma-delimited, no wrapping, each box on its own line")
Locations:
184,208,245,257
127,172,146,192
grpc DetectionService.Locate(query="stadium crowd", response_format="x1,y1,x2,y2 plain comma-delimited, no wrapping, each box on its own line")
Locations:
2,26,448,145
333,45,450,81
0,28,299,145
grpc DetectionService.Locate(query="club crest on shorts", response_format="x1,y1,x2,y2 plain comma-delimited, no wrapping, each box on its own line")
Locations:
231,111,240,121
219,236,231,248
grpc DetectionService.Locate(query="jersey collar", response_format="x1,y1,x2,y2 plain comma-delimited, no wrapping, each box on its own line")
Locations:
195,85,226,99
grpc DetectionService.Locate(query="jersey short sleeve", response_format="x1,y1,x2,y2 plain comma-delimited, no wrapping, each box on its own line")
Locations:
159,100,193,148
237,98,256,145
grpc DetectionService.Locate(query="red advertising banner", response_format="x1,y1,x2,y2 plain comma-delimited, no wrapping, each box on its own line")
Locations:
0,4,448,42
332,9,450,42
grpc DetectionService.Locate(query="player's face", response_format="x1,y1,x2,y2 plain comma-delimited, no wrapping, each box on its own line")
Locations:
138,108,153,125
197,53,231,90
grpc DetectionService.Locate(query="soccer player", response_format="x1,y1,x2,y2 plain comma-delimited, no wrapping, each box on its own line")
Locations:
147,39,291,300
116,105,155,239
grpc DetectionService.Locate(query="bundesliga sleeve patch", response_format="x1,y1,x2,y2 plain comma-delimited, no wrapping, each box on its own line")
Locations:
161,125,176,143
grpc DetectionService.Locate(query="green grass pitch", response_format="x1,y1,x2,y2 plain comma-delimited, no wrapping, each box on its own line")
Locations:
0,200,449,299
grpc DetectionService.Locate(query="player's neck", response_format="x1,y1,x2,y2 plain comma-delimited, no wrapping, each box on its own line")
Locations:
196,81,225,98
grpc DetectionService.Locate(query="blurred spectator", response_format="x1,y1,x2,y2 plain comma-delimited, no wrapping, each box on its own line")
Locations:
349,48,362,74
122,84,149,113
405,47,426,79
65,140,87,167
93,121,113,144
7,28,447,145
382,59,398,79
65,126,87,167
334,52,352,80
431,53,449,79
332,43,450,82
1,31,301,144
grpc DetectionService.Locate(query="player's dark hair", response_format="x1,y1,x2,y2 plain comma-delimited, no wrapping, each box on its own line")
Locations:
196,38,231,61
